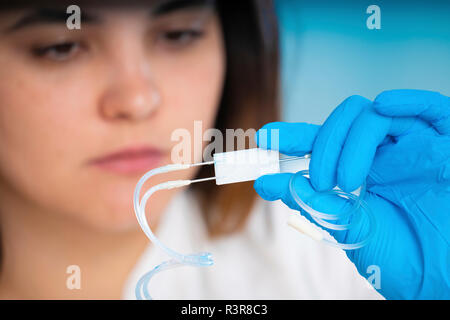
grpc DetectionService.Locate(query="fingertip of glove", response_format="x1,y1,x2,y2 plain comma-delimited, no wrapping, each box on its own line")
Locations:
374,89,432,115
309,166,335,192
253,176,271,201
254,174,292,201
337,178,362,194
255,122,282,149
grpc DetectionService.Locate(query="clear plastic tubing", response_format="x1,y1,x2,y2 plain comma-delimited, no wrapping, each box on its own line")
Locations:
133,164,214,300
133,148,376,299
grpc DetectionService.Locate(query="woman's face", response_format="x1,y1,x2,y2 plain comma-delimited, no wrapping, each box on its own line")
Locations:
0,3,225,231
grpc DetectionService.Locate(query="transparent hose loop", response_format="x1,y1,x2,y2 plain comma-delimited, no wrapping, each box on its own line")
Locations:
133,165,213,300
288,170,376,250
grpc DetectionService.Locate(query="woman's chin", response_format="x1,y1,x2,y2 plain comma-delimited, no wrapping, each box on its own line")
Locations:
73,205,142,234
67,182,168,234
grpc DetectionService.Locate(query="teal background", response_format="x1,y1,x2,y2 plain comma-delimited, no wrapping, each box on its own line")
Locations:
276,0,450,124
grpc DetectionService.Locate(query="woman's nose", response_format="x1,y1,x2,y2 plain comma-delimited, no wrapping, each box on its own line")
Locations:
99,74,161,122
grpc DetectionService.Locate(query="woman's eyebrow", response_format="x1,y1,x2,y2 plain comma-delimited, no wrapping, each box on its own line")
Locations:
5,7,101,33
151,0,214,17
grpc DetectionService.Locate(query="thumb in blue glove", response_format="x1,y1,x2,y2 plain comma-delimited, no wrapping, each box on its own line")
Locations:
254,90,450,300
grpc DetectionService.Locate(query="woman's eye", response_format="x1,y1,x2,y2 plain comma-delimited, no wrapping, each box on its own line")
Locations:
32,42,81,61
158,29,204,47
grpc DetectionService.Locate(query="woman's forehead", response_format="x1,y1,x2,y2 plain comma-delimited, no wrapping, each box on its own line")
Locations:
0,0,215,10
0,0,217,36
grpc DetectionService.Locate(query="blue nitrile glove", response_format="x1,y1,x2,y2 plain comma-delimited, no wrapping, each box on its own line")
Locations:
254,90,450,300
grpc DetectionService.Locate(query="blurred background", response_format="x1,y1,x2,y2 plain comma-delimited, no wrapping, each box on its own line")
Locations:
275,0,450,123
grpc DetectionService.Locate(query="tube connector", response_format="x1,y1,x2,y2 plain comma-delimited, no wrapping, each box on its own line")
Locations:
287,215,324,241
158,180,191,190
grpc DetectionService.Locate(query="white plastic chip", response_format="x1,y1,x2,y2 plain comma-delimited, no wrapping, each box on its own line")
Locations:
213,148,280,185
287,215,324,241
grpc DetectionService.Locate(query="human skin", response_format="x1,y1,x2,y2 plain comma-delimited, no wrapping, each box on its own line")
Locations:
0,6,225,299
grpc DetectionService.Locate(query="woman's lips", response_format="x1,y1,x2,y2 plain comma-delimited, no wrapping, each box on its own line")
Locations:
89,146,165,175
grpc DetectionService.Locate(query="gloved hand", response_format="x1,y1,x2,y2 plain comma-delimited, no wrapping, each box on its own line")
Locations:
254,89,450,300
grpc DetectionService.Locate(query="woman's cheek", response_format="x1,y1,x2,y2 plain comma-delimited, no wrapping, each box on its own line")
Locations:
161,59,224,152
156,19,225,132
0,64,98,216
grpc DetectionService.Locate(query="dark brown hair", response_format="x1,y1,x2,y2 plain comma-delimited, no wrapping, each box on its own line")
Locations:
192,0,280,237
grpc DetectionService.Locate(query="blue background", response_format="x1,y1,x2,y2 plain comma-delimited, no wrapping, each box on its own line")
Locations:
276,0,450,123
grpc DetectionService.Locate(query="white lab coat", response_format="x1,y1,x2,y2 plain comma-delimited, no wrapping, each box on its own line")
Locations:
122,189,383,299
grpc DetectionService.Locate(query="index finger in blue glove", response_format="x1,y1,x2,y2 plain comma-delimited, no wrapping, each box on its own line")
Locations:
255,122,320,156
309,95,373,192
337,108,392,192
373,90,450,135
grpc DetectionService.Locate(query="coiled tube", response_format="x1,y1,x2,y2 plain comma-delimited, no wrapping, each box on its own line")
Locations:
288,169,376,250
